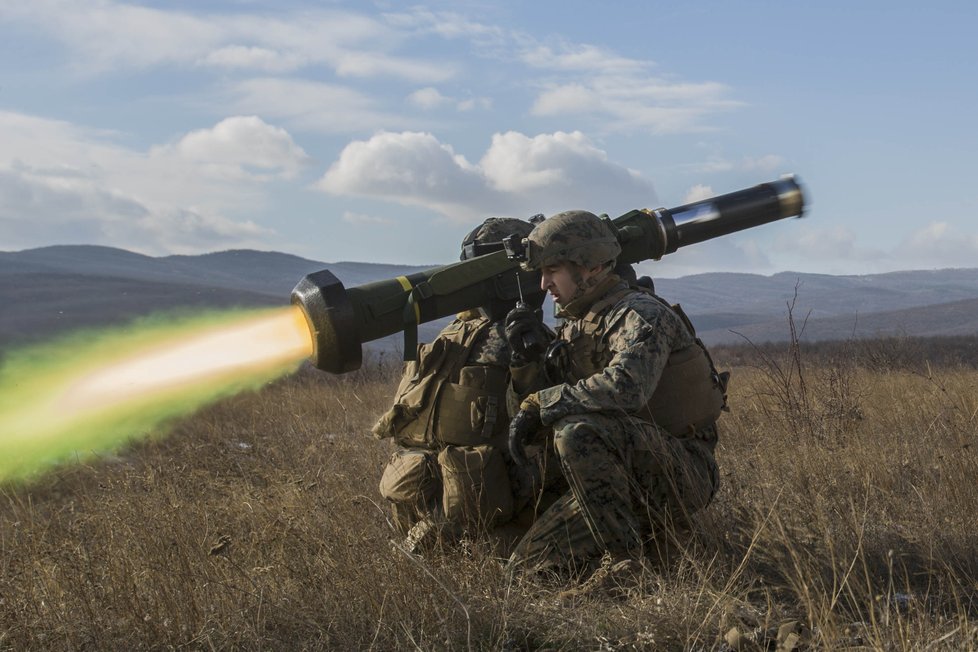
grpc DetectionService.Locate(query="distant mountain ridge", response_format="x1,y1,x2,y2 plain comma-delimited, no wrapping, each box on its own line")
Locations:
4,245,978,352
0,245,437,353
1,245,434,296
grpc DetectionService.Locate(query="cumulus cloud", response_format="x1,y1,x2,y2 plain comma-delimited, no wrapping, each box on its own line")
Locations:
151,116,311,181
317,131,490,218
0,110,289,254
317,130,657,221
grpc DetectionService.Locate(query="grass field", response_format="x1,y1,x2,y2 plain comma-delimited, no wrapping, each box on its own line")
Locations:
2,336,977,650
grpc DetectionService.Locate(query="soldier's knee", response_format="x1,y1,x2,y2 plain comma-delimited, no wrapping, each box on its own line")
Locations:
553,416,598,460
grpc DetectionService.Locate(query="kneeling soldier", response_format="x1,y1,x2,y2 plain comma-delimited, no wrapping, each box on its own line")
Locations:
372,217,565,553
504,210,727,572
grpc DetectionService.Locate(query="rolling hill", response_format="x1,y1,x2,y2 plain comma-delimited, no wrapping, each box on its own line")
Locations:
4,245,978,355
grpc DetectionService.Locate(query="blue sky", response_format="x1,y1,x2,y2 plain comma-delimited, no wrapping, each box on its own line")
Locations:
1,0,976,278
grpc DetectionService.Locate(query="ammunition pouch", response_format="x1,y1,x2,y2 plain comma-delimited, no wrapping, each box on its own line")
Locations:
372,318,511,448
433,365,508,446
371,336,447,448
378,448,440,510
438,445,514,528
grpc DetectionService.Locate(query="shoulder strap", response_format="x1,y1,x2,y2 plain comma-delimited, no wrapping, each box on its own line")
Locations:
583,285,634,324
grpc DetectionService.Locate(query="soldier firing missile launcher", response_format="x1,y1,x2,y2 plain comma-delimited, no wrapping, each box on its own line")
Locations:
291,175,806,374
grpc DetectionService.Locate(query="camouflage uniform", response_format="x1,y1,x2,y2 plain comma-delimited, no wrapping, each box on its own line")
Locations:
373,218,563,552
508,212,722,571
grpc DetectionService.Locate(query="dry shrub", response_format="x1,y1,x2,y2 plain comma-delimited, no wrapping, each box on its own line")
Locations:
2,343,977,650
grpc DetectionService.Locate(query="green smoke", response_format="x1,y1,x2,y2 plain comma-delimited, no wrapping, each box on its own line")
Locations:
0,307,310,484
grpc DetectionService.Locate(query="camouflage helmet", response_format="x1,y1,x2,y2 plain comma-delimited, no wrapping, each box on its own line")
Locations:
522,210,621,270
460,217,534,260
458,216,545,319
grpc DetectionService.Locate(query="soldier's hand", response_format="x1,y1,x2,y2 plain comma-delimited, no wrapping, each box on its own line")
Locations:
508,405,542,466
505,304,551,364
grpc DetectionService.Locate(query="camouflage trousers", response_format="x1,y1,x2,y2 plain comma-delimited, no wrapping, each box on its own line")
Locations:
508,412,719,572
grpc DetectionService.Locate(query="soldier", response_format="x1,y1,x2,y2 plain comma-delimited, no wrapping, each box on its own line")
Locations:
371,217,564,553
504,210,727,574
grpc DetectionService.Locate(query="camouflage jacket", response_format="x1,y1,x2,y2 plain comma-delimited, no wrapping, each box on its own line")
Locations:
536,276,697,426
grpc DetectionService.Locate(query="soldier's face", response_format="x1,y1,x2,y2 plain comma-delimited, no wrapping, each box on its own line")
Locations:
540,262,599,305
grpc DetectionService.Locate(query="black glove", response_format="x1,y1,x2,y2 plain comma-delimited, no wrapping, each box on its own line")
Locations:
505,304,550,364
508,407,542,466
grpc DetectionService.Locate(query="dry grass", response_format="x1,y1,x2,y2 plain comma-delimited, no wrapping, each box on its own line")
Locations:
2,341,978,650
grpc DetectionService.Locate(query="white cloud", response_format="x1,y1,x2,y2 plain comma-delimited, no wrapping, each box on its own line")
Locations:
531,76,741,134
152,116,311,181
317,130,657,221
523,41,742,134
522,44,649,74
0,111,287,254
683,184,715,204
531,84,596,114
774,224,860,261
693,154,787,174
407,88,490,112
382,8,510,46
6,2,744,139
333,51,455,82
480,131,650,198
634,235,774,278
894,221,978,267
199,46,306,72
225,78,412,133
0,168,271,255
3,1,455,81
748,154,787,172
381,8,743,134
763,220,978,274
408,87,451,110
317,131,490,218
457,97,491,111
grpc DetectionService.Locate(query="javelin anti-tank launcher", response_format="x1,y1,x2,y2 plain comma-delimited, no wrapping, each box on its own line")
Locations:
292,175,806,374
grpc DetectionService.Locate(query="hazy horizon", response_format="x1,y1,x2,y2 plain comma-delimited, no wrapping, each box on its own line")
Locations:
6,242,978,282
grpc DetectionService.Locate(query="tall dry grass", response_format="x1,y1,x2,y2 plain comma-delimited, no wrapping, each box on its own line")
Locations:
2,340,977,650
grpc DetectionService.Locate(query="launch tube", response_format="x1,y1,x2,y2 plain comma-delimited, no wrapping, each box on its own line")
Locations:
292,175,806,373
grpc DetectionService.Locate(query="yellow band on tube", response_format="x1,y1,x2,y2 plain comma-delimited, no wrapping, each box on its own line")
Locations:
396,276,421,323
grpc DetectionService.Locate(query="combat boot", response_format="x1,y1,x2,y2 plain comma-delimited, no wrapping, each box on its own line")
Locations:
556,552,642,604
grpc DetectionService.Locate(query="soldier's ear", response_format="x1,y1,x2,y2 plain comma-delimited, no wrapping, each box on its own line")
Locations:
584,262,608,278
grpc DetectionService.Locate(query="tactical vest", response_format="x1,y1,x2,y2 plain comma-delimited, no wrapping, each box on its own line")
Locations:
553,286,728,437
371,316,511,449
